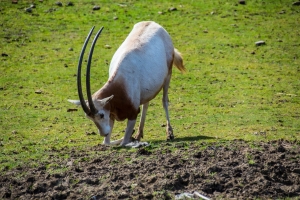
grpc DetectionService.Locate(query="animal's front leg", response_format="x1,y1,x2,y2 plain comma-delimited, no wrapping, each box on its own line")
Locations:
135,102,149,141
120,119,136,146
103,118,123,146
103,132,111,145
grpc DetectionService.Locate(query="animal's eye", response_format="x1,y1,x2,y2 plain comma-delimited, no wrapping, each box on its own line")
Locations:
99,113,104,119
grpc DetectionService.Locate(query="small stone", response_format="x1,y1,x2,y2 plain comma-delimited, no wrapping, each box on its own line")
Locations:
118,3,127,7
113,16,118,20
203,30,208,33
66,2,74,6
12,130,17,134
30,4,36,8
292,1,300,6
69,47,73,51
93,5,100,10
168,7,177,11
255,41,266,46
67,108,78,112
239,0,246,5
35,90,42,94
12,0,18,4
158,11,164,15
104,44,111,49
56,2,62,6
25,7,32,13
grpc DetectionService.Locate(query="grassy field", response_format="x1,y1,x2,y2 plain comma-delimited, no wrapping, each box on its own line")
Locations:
0,0,299,171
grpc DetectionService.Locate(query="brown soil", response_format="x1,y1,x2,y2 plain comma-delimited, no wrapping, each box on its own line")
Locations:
1,140,299,199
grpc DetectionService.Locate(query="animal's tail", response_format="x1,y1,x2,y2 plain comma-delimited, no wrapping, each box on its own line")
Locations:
173,48,186,73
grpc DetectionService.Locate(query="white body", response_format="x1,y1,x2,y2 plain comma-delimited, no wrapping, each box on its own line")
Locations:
69,21,185,146
109,21,173,105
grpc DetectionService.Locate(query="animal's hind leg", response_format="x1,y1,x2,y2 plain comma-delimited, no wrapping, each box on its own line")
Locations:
135,102,149,141
162,74,174,140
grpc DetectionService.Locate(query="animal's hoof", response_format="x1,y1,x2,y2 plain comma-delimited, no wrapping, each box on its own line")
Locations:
134,133,143,141
167,134,174,141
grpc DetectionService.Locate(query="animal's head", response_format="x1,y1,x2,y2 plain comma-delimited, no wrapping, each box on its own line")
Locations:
68,26,114,137
68,95,114,136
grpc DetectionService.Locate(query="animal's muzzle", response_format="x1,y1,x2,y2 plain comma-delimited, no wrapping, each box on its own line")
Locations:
98,129,109,137
94,122,110,137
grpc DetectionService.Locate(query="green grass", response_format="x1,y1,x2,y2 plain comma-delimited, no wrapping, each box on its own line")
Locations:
0,0,299,171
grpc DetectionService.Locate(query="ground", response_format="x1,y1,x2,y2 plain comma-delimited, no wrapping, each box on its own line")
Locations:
0,140,299,199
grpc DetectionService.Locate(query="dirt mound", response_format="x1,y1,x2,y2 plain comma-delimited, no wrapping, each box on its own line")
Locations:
0,140,299,199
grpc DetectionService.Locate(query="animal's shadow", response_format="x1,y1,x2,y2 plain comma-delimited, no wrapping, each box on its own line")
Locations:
110,135,215,150
148,135,215,144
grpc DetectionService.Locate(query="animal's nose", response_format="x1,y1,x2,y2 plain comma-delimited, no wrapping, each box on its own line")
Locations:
98,129,109,137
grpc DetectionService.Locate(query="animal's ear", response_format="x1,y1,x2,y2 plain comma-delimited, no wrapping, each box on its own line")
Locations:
67,99,81,106
98,95,114,106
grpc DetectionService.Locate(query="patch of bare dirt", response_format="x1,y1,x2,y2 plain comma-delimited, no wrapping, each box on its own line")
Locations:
0,140,299,199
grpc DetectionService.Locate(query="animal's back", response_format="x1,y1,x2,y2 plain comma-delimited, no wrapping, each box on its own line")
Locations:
109,21,175,105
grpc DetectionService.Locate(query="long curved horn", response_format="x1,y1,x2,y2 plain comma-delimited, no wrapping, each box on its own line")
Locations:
77,26,95,115
86,27,104,115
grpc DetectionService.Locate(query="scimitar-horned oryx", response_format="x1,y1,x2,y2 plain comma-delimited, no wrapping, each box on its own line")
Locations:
68,21,185,147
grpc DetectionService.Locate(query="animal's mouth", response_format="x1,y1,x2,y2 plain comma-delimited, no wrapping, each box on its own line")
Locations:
97,129,107,137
